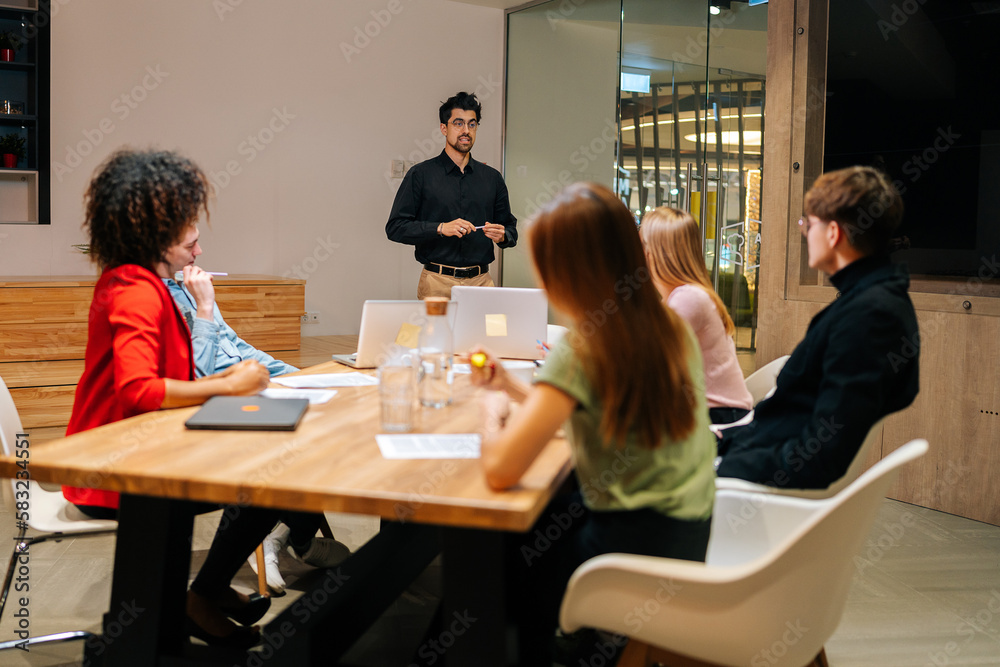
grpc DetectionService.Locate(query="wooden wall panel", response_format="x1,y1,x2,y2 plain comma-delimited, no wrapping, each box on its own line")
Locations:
758,0,1000,524
0,323,89,361
883,312,1000,525
0,286,94,324
215,285,305,319
227,317,304,352
9,385,77,429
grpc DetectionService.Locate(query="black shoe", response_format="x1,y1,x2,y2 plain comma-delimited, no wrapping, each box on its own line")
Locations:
219,592,270,626
186,617,261,650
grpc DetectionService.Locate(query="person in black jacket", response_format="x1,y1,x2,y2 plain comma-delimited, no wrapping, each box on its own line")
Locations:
385,91,517,298
717,166,919,489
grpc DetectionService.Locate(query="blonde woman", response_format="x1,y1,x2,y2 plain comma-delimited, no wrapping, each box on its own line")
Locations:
641,207,753,424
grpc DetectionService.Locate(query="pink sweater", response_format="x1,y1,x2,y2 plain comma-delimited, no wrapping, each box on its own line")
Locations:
667,285,753,411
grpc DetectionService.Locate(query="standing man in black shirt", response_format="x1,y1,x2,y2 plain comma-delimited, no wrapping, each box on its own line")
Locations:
717,166,920,489
386,91,517,298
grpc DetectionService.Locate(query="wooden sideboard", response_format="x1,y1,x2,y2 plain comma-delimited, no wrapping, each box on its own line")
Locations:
0,274,305,440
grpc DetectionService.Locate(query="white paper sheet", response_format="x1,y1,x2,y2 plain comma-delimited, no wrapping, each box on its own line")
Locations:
272,373,378,388
261,388,338,405
375,434,481,459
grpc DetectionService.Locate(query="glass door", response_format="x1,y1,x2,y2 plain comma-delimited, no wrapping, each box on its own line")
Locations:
505,0,767,348
620,0,767,350
503,0,622,289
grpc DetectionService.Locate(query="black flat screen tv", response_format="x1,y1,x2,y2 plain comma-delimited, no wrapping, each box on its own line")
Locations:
825,0,1000,281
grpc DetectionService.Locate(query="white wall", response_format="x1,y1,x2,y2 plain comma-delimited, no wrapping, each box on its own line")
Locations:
0,0,505,335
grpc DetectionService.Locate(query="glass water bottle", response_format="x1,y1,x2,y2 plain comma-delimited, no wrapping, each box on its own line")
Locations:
416,296,453,408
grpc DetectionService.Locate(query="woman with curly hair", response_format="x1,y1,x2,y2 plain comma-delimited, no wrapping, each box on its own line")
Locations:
641,207,753,425
63,148,277,648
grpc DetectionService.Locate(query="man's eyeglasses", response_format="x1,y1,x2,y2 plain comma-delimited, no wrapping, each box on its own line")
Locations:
450,119,478,131
798,216,822,236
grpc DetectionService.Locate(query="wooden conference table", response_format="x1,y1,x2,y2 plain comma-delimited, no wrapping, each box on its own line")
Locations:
0,361,572,666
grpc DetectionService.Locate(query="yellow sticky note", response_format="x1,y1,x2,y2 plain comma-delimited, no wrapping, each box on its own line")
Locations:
485,313,507,337
395,322,421,348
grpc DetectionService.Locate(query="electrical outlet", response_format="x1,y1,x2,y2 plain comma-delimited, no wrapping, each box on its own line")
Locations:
390,159,405,178
301,312,320,324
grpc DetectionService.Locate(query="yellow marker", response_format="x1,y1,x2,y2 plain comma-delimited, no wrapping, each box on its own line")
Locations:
470,352,487,368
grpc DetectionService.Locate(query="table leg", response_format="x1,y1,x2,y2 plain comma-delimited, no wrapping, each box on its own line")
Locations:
85,495,193,667
439,527,509,667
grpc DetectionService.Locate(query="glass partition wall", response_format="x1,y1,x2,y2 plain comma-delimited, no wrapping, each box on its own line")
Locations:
504,0,767,349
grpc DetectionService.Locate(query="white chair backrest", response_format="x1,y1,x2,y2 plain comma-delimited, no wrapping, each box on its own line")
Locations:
546,324,567,348
744,354,789,406
0,377,26,513
703,439,928,665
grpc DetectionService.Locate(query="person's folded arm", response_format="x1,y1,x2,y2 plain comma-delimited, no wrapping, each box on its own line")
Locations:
110,280,172,415
494,180,518,249
160,360,269,408
385,170,439,244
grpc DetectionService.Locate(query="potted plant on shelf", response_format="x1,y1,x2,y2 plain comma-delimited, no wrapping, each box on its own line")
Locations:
0,30,23,62
0,132,25,168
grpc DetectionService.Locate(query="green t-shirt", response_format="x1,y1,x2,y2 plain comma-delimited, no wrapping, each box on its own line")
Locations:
534,323,715,521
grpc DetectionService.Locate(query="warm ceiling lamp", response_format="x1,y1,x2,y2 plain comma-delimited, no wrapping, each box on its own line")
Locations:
684,130,762,147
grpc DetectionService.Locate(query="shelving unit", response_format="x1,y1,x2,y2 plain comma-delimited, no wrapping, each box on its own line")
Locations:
0,0,49,224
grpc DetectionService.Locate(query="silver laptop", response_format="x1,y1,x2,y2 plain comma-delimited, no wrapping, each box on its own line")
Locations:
452,286,548,360
332,300,456,369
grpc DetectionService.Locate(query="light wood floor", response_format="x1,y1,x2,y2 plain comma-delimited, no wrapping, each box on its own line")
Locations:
3,337,998,666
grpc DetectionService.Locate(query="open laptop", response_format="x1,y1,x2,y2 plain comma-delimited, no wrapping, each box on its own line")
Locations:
452,286,548,360
332,300,456,369
185,396,309,431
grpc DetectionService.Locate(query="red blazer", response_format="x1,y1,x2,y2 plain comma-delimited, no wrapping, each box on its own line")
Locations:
63,264,194,509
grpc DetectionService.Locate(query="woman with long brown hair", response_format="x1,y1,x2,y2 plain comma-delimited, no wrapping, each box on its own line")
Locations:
469,183,715,662
641,207,753,424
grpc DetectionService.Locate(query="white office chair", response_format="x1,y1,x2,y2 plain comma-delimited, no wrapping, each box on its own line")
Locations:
709,355,791,435
546,323,568,348
744,354,790,406
560,439,928,667
0,376,117,650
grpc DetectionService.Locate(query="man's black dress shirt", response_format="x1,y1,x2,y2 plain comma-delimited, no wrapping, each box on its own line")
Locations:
386,151,517,267
717,255,920,489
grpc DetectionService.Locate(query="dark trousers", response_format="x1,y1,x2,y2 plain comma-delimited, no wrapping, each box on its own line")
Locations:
281,511,327,551
77,501,279,599
709,406,751,425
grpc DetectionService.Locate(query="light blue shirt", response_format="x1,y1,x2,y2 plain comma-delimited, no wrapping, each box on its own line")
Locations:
164,277,298,378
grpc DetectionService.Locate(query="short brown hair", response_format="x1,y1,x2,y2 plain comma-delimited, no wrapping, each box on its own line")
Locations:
804,166,903,256
84,148,210,271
